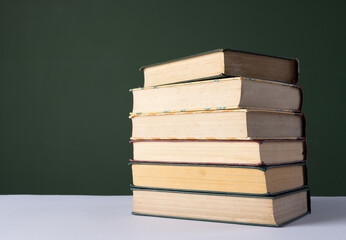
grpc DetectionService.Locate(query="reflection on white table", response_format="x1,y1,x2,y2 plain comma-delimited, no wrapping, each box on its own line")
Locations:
0,195,345,240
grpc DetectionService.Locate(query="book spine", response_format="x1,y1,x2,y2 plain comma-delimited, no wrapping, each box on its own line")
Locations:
294,58,300,84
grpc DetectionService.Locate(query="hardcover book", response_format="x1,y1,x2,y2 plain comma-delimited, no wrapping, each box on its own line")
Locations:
131,109,305,140
131,77,302,115
140,49,299,87
132,139,306,165
132,186,310,227
130,162,307,195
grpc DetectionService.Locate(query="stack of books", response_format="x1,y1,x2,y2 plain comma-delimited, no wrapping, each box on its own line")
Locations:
129,49,310,227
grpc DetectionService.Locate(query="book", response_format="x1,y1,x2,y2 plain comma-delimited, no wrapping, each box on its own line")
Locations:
132,48,310,227
131,109,305,140
131,139,306,165
132,186,310,227
140,49,299,87
130,162,306,195
131,77,302,115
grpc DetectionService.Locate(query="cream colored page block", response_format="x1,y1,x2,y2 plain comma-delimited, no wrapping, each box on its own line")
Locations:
260,141,304,164
224,51,296,83
247,112,302,138
133,190,276,225
131,111,248,139
265,165,305,194
133,79,242,113
133,141,261,164
132,165,267,194
239,79,301,110
273,191,308,224
144,52,224,86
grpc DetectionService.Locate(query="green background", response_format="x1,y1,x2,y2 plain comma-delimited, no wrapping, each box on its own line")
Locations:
1,0,345,196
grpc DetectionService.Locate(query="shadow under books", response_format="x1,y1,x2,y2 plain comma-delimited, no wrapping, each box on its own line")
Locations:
291,197,346,226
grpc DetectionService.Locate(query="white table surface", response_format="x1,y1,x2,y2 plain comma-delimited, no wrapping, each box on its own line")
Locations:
0,195,345,240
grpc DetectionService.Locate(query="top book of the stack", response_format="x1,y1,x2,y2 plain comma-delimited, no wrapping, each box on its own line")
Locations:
140,49,299,87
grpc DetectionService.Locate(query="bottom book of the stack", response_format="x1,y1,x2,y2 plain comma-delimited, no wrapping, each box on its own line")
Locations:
131,186,310,227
